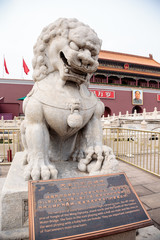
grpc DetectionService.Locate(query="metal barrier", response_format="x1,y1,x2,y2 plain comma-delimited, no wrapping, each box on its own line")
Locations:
103,128,160,177
0,128,23,165
1,127,160,177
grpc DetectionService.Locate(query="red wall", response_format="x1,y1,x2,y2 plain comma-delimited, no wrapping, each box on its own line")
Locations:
0,83,32,115
91,87,160,115
0,103,20,119
1,81,160,117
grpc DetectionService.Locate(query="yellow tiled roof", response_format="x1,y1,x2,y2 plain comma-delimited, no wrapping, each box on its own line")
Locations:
99,50,160,68
98,66,160,77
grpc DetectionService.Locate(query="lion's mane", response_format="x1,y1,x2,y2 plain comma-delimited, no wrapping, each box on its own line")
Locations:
32,18,100,82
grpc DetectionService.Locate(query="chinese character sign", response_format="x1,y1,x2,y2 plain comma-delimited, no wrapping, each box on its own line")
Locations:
157,95,160,101
90,90,115,99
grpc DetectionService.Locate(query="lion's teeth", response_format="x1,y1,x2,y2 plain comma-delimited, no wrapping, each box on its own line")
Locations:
65,68,69,73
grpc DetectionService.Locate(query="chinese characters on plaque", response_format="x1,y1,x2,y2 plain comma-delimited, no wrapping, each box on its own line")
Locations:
28,173,152,240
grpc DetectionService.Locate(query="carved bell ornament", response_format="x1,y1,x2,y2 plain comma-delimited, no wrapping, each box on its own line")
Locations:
67,110,83,128
67,98,83,128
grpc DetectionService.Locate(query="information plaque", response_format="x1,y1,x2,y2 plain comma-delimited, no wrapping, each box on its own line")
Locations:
28,173,152,240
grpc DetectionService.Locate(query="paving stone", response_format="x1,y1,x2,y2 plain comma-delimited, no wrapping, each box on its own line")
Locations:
141,203,151,211
148,208,160,229
134,185,153,197
140,193,160,209
143,182,160,193
136,225,160,240
128,175,156,186
123,170,142,178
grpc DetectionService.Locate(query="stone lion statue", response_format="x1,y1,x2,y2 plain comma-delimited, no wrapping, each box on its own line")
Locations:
21,18,118,180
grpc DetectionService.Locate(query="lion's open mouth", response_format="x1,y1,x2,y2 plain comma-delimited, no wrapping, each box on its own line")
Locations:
60,51,87,82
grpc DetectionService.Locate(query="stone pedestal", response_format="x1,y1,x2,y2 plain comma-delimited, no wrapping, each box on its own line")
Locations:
0,152,28,240
0,152,136,240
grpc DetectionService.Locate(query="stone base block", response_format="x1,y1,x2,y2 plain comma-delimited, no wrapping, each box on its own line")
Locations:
0,152,136,240
0,152,28,239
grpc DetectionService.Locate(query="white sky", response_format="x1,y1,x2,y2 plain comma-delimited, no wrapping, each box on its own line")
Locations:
0,0,160,80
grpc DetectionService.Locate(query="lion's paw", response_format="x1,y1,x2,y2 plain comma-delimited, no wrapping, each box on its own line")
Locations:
78,145,119,175
24,161,58,181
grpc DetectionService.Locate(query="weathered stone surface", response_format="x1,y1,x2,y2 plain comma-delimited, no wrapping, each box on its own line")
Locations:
0,153,29,239
0,152,28,232
0,227,29,240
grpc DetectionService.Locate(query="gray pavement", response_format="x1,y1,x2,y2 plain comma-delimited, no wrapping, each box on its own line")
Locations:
119,160,160,229
1,162,160,239
118,160,160,239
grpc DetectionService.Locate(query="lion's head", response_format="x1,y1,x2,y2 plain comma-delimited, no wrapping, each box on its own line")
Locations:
32,18,102,85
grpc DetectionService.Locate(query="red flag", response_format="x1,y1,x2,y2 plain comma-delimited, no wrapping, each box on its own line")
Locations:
23,58,29,75
4,58,9,74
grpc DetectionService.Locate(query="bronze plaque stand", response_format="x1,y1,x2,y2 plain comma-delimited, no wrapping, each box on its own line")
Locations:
28,173,152,240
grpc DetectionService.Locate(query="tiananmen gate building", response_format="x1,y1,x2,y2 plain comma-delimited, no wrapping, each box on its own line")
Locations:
90,50,160,116
1,50,160,119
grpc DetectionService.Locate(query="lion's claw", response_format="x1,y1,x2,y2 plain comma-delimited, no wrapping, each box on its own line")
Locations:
23,154,58,180
78,145,118,175
78,162,87,172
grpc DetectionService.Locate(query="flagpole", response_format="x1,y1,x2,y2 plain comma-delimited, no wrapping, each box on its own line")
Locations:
3,54,4,78
21,57,24,79
3,55,9,76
